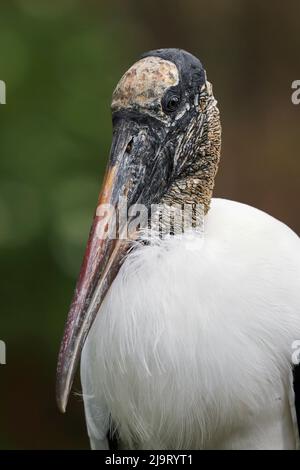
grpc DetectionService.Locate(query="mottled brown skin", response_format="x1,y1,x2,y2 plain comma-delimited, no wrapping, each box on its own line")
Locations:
160,83,221,216
112,57,179,121
112,57,221,218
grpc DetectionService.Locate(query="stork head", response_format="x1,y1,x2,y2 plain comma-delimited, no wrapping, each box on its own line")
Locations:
56,48,221,412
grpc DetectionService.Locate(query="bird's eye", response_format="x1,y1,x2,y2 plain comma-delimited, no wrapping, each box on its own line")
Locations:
162,93,181,114
126,138,133,154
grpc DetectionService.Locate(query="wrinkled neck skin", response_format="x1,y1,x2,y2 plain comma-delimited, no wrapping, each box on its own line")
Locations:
150,88,221,238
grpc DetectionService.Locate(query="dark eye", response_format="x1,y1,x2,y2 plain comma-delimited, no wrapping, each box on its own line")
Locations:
162,93,181,114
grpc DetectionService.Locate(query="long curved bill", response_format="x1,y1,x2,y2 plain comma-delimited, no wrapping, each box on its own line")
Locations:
56,120,147,413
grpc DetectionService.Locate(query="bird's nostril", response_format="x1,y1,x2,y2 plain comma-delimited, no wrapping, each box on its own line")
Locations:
126,138,133,154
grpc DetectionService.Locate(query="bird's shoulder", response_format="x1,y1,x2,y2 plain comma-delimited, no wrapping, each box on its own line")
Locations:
205,198,299,266
209,197,298,244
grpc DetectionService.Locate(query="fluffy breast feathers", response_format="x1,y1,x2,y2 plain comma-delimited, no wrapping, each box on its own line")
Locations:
81,198,300,449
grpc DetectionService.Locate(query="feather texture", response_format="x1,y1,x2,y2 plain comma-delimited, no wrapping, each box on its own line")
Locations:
81,198,300,449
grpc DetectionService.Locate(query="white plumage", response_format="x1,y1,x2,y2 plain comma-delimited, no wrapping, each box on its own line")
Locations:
81,198,300,449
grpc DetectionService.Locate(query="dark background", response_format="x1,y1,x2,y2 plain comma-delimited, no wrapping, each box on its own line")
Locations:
0,0,299,449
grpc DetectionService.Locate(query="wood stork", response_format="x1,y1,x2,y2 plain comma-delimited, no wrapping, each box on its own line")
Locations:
56,48,300,450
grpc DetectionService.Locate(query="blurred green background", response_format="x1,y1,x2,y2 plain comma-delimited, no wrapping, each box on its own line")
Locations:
0,0,299,449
